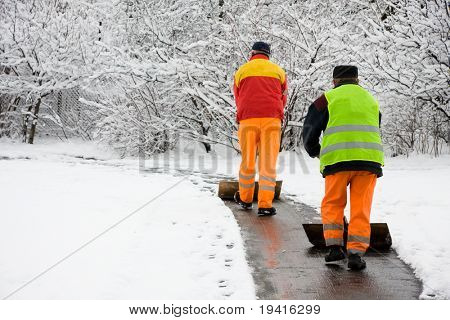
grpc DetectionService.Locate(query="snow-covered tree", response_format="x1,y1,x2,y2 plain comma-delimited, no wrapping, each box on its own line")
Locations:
1,0,447,156
0,0,105,143
346,0,449,155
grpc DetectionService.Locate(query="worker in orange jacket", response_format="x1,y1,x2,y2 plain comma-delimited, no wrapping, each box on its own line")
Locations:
233,42,288,216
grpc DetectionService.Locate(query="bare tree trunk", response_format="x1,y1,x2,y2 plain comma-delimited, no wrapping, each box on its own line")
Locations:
201,125,211,153
218,0,224,19
447,126,450,150
22,104,33,143
28,97,41,144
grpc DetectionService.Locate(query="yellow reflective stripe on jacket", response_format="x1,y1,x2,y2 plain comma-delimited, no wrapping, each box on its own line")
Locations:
234,58,286,88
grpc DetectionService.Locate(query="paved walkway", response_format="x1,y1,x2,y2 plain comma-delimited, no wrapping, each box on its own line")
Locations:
145,169,421,299
224,197,421,299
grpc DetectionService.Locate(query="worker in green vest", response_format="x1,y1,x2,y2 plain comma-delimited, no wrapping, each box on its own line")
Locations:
302,65,384,270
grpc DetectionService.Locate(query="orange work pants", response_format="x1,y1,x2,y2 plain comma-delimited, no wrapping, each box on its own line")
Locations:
238,118,281,208
321,171,377,255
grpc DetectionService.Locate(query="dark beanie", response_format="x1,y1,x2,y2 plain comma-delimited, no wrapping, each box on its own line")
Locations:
333,65,358,79
252,41,271,55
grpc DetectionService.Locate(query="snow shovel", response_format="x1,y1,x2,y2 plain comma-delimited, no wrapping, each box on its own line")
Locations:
302,217,392,250
218,180,283,201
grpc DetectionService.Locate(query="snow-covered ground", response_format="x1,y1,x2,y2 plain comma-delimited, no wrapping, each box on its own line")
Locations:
1,139,449,300
0,140,255,299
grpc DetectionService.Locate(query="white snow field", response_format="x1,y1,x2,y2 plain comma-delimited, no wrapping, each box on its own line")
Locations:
0,140,255,299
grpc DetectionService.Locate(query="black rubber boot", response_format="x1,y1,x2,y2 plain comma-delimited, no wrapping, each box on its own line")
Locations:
348,253,366,270
325,245,346,262
234,191,253,210
257,207,276,216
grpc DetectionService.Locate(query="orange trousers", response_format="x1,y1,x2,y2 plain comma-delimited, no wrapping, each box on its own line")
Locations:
321,171,377,255
238,118,281,208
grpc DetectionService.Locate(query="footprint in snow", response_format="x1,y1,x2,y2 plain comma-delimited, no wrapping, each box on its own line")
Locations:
225,258,233,268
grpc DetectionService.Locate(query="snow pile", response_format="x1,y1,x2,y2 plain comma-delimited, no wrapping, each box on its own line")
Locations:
0,141,255,299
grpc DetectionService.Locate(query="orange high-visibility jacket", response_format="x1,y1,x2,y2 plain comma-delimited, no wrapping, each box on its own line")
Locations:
233,54,288,122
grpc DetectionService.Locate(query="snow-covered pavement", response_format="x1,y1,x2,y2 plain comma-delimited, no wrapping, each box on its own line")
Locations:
0,141,255,299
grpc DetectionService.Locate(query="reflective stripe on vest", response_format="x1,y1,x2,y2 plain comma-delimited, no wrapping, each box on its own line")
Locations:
320,84,384,173
321,142,384,157
324,125,380,136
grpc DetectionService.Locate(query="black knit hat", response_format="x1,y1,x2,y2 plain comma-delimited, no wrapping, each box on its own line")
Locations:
252,41,271,56
333,65,358,79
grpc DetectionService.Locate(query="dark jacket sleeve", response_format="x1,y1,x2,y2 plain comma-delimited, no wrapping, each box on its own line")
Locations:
302,94,329,158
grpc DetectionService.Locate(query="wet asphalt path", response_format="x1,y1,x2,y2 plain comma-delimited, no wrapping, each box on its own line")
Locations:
224,197,422,300
141,168,422,299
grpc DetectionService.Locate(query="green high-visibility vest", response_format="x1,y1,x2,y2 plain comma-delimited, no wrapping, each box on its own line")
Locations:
320,84,384,173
